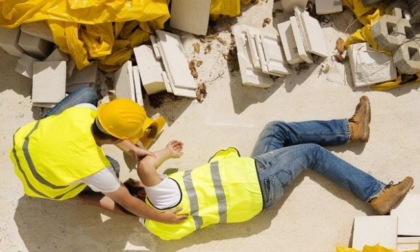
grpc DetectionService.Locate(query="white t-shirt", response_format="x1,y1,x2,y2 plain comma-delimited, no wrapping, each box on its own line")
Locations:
144,175,181,210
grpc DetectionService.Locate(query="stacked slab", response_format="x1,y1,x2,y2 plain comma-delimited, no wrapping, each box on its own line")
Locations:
133,30,197,98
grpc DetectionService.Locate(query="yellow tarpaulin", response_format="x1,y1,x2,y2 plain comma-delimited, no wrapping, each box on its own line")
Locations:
0,0,248,72
336,244,397,252
343,0,420,90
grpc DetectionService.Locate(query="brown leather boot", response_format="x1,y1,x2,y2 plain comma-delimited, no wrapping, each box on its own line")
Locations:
369,176,414,215
349,96,371,142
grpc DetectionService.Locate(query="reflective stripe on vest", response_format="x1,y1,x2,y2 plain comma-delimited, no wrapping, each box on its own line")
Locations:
143,154,263,240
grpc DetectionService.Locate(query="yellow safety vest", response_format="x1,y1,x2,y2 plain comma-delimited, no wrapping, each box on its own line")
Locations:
10,106,110,200
144,147,263,240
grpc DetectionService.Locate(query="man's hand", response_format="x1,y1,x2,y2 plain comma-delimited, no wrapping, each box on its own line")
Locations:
166,140,183,158
159,207,188,224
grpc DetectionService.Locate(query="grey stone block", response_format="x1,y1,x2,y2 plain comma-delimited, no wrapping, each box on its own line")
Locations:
371,15,414,52
393,39,420,74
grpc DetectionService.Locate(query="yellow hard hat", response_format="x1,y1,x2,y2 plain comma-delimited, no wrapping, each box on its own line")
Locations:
96,98,147,140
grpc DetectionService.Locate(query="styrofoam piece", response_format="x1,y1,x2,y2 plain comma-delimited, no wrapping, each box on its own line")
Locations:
277,21,304,65
20,21,54,43
258,31,292,76
67,61,98,85
232,25,274,88
294,7,329,57
348,42,397,87
114,60,136,101
155,30,197,90
315,0,343,15
0,27,24,57
290,16,313,63
133,45,166,95
169,0,211,36
32,61,67,104
15,54,39,79
132,66,144,106
352,216,398,250
18,32,54,60
391,194,420,236
245,27,262,69
149,35,161,60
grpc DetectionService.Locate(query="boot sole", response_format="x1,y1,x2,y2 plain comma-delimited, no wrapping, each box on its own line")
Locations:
360,96,371,142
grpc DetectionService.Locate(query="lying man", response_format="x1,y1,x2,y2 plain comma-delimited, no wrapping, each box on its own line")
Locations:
132,96,413,240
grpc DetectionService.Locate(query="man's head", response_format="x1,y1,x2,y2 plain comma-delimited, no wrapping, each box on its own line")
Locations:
94,98,147,142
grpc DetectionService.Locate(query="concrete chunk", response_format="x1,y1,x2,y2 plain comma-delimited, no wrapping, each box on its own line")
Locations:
290,16,313,63
32,61,67,105
257,31,292,76
393,39,420,75
0,27,24,57
277,21,304,65
169,0,211,36
348,42,397,87
315,0,343,15
18,32,54,60
114,60,136,101
391,194,420,236
20,21,54,43
133,45,166,95
232,25,274,88
15,54,39,79
281,0,308,12
132,66,144,106
67,61,98,86
352,216,398,250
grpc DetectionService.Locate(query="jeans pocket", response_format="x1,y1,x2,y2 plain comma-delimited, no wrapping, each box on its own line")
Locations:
263,177,275,208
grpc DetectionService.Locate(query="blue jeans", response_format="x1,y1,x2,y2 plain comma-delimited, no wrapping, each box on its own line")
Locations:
251,120,386,209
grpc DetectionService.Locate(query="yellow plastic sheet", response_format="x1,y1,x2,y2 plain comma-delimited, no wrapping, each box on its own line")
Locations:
343,0,420,90
336,244,397,252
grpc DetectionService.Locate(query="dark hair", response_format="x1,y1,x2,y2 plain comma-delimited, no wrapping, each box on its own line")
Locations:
91,121,119,141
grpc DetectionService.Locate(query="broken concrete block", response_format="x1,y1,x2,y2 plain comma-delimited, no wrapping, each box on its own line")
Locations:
114,60,136,101
232,25,274,88
0,27,24,57
32,61,66,105
281,0,308,12
277,20,305,65
245,27,263,69
352,216,398,250
294,7,329,58
169,0,211,36
384,0,409,19
67,61,98,86
149,35,161,60
371,15,415,52
155,30,197,92
20,21,54,43
15,54,39,79
348,42,397,87
132,66,144,106
18,32,54,60
290,16,313,63
391,194,420,236
315,0,343,15
44,48,69,62
133,45,166,95
393,39,420,75
253,28,292,76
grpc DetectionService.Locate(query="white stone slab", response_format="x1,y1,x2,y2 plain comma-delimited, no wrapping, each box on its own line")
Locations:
161,71,173,93
397,237,420,251
290,16,313,63
0,27,24,57
114,60,136,101
391,194,420,236
281,0,308,12
32,61,66,104
315,0,343,15
133,45,166,95
352,216,398,250
170,0,211,36
245,27,262,69
277,21,304,65
155,30,197,90
18,32,53,59
67,61,98,85
348,42,397,87
20,21,54,43
232,25,274,88
149,35,161,60
258,31,292,76
15,54,39,79
132,66,144,106
295,9,329,57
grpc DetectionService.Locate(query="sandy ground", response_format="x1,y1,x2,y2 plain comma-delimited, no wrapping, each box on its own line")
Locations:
1,1,420,251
